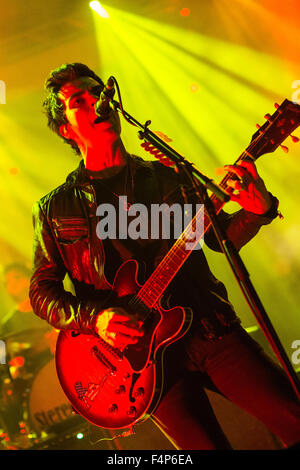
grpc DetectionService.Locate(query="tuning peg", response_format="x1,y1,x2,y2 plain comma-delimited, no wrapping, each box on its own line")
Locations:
256,123,264,134
280,145,289,153
264,113,271,120
274,103,282,113
291,135,299,143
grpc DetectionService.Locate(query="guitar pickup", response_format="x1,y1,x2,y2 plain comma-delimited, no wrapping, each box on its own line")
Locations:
91,345,117,375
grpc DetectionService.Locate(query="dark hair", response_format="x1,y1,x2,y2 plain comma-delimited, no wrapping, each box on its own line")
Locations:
4,263,31,278
42,63,104,155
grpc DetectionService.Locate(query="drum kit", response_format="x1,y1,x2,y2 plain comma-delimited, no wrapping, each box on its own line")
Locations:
0,327,89,450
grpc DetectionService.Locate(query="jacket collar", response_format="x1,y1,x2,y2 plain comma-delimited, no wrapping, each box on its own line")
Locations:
65,154,153,187
65,159,86,186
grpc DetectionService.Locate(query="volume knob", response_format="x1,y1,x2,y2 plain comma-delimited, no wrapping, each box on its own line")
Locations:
134,387,145,397
127,406,137,417
108,404,118,414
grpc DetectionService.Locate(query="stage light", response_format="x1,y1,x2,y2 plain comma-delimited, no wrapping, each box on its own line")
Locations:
76,433,84,439
89,1,109,18
190,83,199,93
180,8,190,17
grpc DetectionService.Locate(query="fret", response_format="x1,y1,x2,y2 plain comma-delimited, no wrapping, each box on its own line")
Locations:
137,138,262,307
136,99,300,308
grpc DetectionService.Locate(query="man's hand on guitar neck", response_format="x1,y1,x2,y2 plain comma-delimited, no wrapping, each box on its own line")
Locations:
222,159,272,215
95,307,144,349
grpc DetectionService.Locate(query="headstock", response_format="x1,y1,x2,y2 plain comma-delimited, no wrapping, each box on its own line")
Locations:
249,99,300,160
140,99,300,167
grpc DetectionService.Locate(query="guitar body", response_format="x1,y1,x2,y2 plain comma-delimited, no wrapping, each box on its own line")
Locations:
55,259,193,429
55,98,300,429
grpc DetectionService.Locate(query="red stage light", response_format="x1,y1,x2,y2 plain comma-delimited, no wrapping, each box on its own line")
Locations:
9,356,25,367
180,8,190,17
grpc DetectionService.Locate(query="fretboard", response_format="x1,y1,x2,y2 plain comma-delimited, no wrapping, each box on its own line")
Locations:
136,144,260,309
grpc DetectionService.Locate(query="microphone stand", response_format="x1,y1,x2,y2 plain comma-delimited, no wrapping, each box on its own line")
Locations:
111,100,230,203
194,182,300,403
112,100,300,402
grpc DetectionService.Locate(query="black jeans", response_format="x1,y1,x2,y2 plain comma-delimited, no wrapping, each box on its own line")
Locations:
152,327,300,450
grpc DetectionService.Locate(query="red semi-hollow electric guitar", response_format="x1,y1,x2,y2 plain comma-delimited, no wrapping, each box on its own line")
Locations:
55,99,300,430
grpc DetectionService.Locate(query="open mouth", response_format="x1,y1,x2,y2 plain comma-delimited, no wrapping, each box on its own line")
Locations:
93,119,114,133
94,116,107,124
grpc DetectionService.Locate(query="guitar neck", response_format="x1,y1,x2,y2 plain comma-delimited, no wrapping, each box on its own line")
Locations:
136,146,259,309
134,98,300,309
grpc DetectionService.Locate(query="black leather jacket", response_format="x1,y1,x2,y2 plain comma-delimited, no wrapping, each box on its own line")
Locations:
29,155,278,336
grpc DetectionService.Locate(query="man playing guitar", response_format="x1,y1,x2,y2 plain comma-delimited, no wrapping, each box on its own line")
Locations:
29,63,300,449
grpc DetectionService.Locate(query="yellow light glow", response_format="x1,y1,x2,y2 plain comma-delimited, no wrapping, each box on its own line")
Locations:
89,1,109,18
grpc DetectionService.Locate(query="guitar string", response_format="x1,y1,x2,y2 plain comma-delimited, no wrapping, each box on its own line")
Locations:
131,136,262,310
135,152,256,307
131,126,267,309
132,150,255,310
136,101,293,309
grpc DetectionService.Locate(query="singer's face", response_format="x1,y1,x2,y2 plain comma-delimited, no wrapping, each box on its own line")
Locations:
58,76,121,150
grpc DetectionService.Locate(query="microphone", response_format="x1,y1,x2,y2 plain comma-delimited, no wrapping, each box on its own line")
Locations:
94,76,115,121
